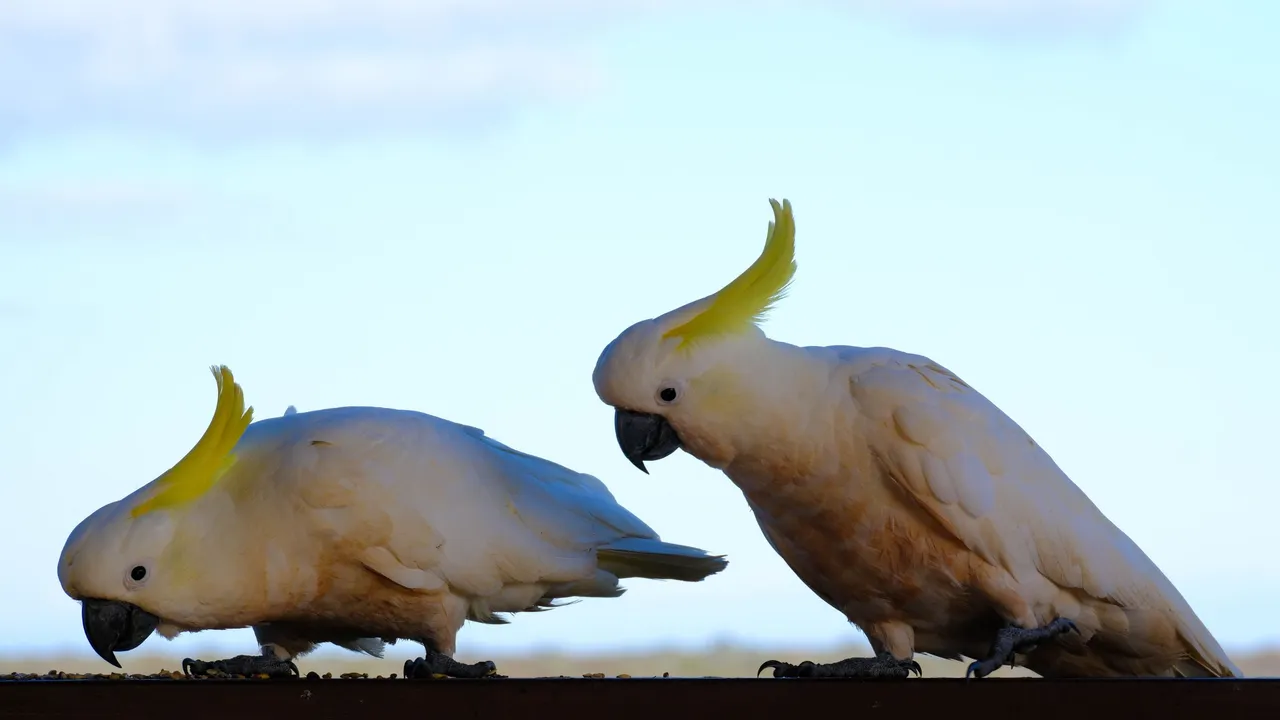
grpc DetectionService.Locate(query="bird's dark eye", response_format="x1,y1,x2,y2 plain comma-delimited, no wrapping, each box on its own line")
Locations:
130,566,147,582
659,387,678,403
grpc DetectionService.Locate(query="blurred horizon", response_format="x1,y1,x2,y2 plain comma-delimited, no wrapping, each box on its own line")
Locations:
4,641,1280,679
2,0,1278,667
5,641,1280,679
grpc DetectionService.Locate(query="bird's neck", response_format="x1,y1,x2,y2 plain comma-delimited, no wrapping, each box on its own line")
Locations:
678,338,840,478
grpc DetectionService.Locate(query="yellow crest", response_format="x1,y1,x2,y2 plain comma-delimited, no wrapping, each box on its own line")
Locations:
663,198,797,349
130,365,255,518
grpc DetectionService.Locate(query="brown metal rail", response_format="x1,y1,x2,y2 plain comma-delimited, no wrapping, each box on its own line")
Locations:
3,677,1278,719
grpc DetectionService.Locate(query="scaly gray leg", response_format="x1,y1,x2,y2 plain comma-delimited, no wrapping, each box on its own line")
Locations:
965,617,1079,679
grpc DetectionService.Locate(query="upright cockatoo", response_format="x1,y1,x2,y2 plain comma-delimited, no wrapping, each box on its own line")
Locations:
591,199,1240,679
58,366,727,678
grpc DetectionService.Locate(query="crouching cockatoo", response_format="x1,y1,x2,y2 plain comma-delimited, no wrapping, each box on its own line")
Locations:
58,366,727,679
590,199,1241,679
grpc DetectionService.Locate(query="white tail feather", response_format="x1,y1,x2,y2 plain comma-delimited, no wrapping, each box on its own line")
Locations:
596,537,728,582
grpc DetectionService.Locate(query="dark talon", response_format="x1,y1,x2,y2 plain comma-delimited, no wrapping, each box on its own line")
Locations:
757,660,783,678
757,659,813,678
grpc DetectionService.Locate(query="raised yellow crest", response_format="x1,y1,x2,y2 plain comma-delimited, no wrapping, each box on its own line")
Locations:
129,365,255,518
662,198,797,349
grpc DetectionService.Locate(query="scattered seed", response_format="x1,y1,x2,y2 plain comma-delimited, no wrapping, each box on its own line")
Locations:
2,668,673,681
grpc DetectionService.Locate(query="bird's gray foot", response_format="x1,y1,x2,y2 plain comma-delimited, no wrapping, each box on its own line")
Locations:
966,617,1079,679
404,649,502,680
182,652,299,679
758,651,922,679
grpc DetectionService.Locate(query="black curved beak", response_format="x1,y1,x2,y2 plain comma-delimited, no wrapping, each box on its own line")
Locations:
614,408,682,474
81,598,159,668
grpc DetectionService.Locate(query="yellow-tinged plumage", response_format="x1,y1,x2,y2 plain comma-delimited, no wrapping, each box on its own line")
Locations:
592,198,1243,679
130,365,254,518
58,367,728,671
662,198,797,349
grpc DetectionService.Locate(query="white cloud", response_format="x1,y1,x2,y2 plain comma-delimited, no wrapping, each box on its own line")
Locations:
856,0,1150,33
0,0,1149,144
0,181,210,247
0,181,192,206
0,0,641,142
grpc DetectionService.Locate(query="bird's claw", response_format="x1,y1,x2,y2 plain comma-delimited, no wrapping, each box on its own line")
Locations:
758,653,921,679
757,659,810,678
403,654,502,680
181,654,299,679
966,617,1080,679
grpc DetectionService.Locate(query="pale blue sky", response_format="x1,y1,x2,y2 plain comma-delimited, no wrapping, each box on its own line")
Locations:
1,0,1277,663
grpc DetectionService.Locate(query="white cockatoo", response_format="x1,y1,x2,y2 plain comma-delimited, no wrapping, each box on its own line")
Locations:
590,199,1241,679
58,366,727,678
